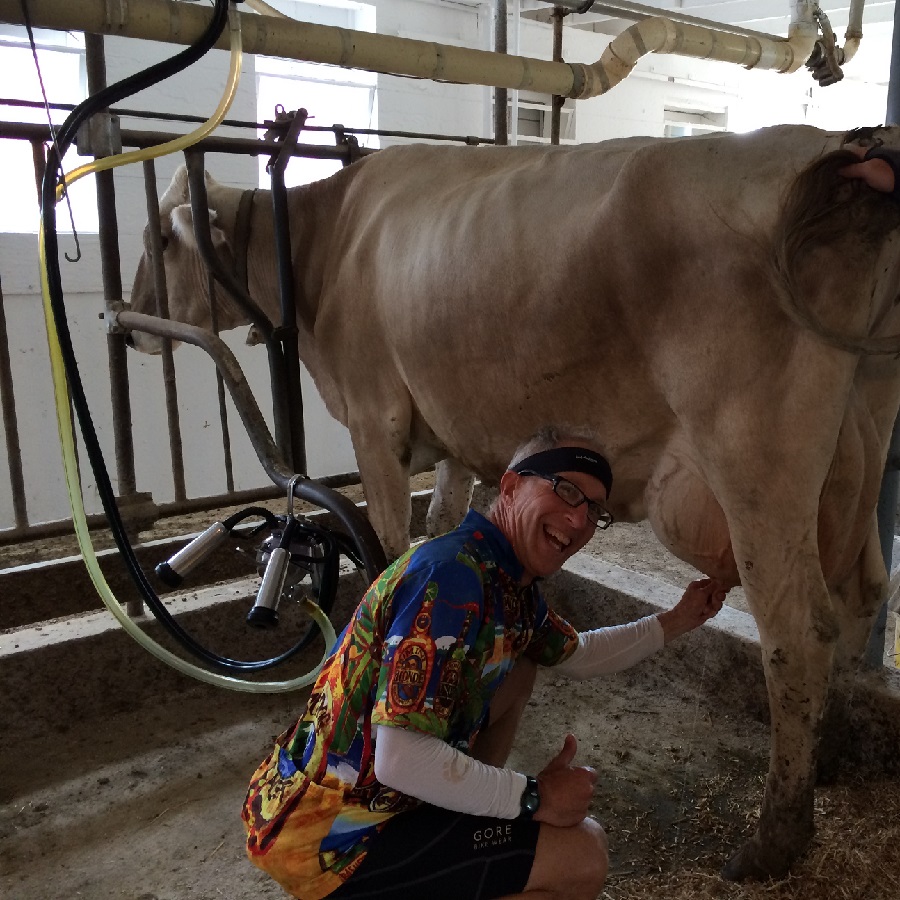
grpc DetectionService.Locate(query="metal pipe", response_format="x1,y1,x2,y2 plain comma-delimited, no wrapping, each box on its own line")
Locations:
842,0,865,63
0,275,27,529
181,151,293,463
85,34,140,504
868,0,900,669
870,416,899,667
551,6,565,146
30,138,46,207
0,474,369,548
1,120,374,160
0,0,821,101
142,159,188,503
207,271,236,494
1,99,494,145
268,108,308,474
494,0,508,145
113,309,386,577
577,10,818,97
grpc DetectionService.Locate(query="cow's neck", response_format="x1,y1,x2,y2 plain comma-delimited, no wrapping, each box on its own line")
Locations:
232,188,256,291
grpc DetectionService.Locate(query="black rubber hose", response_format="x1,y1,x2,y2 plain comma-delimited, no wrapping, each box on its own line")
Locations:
38,0,351,672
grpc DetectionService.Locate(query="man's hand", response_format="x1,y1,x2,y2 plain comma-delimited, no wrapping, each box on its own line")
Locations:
656,577,728,643
534,734,597,827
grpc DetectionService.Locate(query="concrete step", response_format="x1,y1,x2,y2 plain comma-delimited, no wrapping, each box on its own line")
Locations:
0,568,369,744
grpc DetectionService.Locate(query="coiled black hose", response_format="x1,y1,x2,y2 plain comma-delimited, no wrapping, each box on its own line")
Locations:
37,0,365,672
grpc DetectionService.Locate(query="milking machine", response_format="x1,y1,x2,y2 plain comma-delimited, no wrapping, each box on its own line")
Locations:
155,475,367,646
34,0,386,691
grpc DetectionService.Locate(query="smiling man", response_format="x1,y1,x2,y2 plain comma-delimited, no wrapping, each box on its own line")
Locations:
243,426,728,900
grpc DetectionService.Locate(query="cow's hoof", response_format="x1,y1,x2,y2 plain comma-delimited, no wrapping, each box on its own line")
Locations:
721,837,794,882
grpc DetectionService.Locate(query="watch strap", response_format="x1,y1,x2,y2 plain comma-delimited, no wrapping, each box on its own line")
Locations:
519,775,540,819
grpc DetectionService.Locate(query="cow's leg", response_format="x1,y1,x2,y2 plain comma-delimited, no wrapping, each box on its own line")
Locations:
426,458,475,539
818,521,888,780
347,404,415,562
646,438,837,878
717,500,837,880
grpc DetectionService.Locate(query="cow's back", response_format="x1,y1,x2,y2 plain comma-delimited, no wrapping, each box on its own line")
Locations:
304,127,853,480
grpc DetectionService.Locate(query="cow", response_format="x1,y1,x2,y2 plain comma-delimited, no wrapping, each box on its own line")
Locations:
127,124,900,881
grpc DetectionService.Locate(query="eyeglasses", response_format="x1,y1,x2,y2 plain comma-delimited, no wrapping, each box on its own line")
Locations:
516,470,614,529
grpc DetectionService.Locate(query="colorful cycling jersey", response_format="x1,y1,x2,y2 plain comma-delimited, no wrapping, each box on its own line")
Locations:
242,509,578,899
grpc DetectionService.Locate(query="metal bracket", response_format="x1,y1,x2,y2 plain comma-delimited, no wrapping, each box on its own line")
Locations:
102,300,129,335
333,125,363,166
806,6,844,87
75,111,123,158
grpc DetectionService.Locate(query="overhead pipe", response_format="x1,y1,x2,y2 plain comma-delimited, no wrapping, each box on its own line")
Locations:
0,0,821,101
843,0,865,64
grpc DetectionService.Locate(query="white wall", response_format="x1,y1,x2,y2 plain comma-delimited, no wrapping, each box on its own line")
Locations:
0,0,892,530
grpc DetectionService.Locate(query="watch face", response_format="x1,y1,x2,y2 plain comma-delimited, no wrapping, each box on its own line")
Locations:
521,778,540,817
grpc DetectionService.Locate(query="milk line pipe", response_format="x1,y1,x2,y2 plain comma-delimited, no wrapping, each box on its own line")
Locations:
533,0,862,62
114,308,388,582
0,0,824,101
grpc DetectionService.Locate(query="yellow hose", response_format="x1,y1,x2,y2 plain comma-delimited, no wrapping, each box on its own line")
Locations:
38,4,336,691
57,3,243,201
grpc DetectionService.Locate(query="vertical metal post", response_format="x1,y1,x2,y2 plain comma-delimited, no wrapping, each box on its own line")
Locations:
86,34,156,615
31,138,47,206
868,423,897,666
493,0,508,146
866,1,900,668
550,7,565,145
268,108,309,474
207,271,236,493
85,35,157,535
142,159,187,502
0,275,28,529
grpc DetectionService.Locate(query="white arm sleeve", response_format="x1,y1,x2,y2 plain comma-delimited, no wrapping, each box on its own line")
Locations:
553,615,664,679
373,725,527,820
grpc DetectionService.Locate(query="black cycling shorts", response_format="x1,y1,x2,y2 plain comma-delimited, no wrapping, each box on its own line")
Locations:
328,804,541,900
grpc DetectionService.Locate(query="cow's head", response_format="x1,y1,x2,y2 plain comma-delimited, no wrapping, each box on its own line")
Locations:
126,166,250,353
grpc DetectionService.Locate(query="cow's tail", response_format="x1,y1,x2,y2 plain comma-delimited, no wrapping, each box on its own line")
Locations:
773,147,900,355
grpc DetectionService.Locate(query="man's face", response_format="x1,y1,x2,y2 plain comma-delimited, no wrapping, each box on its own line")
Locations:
498,467,608,583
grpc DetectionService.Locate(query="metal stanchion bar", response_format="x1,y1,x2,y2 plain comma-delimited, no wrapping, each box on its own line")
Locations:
142,158,188,503
0,276,27,529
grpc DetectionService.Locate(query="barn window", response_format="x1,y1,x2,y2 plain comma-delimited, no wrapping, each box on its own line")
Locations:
663,106,727,138
0,25,98,234
255,0,378,188
493,90,576,145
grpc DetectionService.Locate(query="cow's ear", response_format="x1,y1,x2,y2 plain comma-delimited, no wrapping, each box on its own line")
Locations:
245,325,265,346
170,204,228,251
160,165,190,209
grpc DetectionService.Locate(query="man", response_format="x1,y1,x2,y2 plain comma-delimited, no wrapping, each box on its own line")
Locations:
243,426,728,900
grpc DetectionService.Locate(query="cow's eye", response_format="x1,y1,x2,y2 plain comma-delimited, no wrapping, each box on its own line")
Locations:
159,236,169,251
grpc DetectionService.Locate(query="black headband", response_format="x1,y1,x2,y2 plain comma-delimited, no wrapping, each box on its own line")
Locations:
511,447,613,498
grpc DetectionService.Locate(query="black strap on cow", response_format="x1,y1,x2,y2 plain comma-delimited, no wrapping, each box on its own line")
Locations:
233,187,257,290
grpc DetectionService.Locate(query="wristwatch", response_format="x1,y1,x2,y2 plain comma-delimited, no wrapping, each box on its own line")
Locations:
519,775,540,819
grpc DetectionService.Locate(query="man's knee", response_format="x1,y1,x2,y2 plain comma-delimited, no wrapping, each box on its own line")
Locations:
526,818,608,899
572,818,608,896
